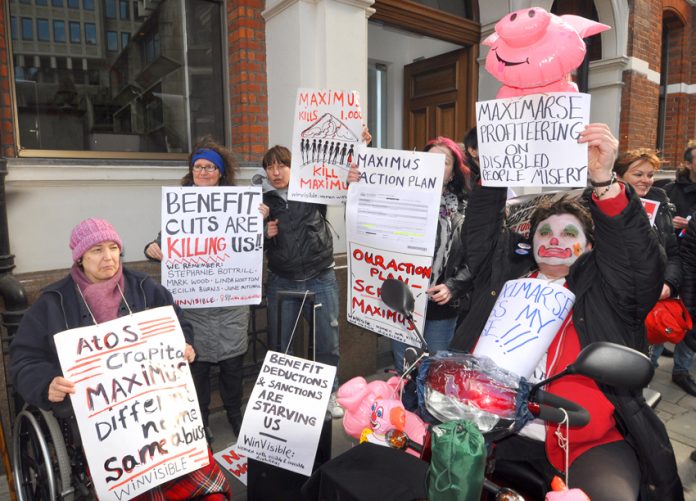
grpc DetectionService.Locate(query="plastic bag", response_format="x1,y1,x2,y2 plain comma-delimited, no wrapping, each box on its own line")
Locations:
427,419,486,501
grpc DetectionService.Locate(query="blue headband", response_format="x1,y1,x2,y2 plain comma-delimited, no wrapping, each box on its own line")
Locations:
192,149,225,176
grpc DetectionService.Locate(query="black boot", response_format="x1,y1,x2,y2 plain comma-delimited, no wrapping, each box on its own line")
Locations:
227,413,242,436
672,373,696,396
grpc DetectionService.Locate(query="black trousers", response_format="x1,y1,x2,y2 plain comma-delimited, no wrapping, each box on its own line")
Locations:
190,354,244,425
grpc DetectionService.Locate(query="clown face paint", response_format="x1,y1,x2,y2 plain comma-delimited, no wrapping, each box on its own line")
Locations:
533,214,588,267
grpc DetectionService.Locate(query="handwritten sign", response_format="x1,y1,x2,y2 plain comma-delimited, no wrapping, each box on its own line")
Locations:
640,198,660,226
288,88,364,204
474,278,575,378
213,444,247,486
346,148,444,346
53,307,206,501
476,93,591,187
236,351,335,476
161,186,263,308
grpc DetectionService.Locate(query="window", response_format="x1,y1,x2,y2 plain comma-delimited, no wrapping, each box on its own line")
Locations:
106,31,118,52
105,0,116,18
85,23,96,45
53,20,65,42
119,0,129,19
83,0,94,10
36,0,48,5
21,18,33,40
51,0,62,7
19,0,31,4
69,21,80,43
68,0,79,8
37,19,50,42
11,17,17,40
367,62,388,148
9,0,226,154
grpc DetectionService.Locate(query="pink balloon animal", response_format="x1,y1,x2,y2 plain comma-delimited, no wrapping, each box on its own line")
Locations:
336,376,427,456
483,7,610,98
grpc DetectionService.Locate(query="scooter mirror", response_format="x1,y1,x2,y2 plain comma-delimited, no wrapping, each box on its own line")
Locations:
381,279,415,318
568,342,654,390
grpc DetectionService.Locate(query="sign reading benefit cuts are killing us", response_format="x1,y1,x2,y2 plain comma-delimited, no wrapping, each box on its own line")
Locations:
477,93,591,187
161,186,263,308
237,351,336,476
54,306,207,501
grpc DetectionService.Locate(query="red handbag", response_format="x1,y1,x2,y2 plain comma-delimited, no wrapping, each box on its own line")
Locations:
645,298,692,345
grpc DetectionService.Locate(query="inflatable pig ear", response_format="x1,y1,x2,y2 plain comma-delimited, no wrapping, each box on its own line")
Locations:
483,7,611,97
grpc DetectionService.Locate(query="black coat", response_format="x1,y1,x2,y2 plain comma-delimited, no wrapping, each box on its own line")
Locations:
643,186,681,294
665,170,696,220
451,185,682,500
10,268,194,412
679,214,696,320
263,190,334,280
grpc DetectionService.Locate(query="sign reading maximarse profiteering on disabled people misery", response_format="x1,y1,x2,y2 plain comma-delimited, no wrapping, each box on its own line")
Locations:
161,186,263,308
476,93,590,188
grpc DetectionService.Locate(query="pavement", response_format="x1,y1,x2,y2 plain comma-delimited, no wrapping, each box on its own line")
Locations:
1,351,696,500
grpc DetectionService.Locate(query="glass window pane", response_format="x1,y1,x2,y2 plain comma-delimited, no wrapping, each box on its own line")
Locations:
83,0,94,9
68,0,79,8
107,31,118,52
21,18,33,40
19,0,30,4
69,21,80,43
11,17,17,40
36,0,48,5
9,0,226,153
105,0,116,18
85,23,96,45
53,20,65,42
119,0,129,19
37,19,50,42
51,0,63,7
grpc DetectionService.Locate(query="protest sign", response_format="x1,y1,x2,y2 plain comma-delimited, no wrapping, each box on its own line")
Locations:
476,93,591,187
161,186,263,308
236,351,336,476
288,88,364,204
346,148,444,347
640,198,660,226
213,444,247,486
54,306,206,501
474,278,575,378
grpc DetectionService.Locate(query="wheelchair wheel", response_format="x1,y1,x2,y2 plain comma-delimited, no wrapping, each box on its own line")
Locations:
12,407,74,501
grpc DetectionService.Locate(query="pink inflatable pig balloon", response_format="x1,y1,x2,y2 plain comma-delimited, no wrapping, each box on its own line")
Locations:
483,7,610,98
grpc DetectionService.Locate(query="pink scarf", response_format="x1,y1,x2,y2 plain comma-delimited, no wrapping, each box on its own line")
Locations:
70,264,126,324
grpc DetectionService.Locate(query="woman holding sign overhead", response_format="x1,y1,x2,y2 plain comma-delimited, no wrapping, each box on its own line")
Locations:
449,124,681,500
144,136,264,442
10,218,232,500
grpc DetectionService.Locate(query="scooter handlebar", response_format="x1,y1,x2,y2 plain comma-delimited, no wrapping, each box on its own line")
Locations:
532,389,590,427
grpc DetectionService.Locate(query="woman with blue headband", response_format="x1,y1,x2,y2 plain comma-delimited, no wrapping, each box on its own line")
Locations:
145,135,269,443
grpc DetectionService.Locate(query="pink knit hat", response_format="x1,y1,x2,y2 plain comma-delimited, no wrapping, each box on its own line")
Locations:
69,218,123,262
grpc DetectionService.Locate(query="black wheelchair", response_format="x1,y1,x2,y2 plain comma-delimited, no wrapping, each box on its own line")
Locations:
12,405,95,500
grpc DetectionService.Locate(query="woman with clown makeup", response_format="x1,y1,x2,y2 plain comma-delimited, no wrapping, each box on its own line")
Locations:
450,124,682,500
145,136,269,443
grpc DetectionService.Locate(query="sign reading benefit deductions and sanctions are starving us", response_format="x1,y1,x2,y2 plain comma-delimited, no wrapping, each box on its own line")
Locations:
161,186,263,308
346,148,445,347
54,307,207,501
477,92,591,187
237,351,336,476
288,88,365,205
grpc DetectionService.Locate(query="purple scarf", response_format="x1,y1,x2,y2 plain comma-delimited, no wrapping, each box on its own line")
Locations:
70,264,126,324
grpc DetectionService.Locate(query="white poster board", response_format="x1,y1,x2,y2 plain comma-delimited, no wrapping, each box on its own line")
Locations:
236,351,336,476
505,189,585,238
161,186,263,308
213,444,247,486
474,278,575,378
288,88,364,205
476,93,591,187
54,306,206,501
640,198,660,226
346,148,444,347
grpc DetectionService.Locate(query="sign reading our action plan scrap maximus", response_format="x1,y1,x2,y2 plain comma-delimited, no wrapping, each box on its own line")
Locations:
477,92,591,187
346,148,444,348
54,307,207,501
288,88,365,205
161,186,263,308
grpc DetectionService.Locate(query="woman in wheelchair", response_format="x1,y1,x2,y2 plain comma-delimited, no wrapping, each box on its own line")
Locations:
10,218,232,500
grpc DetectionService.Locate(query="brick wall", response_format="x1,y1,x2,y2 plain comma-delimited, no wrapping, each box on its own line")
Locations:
0,1,16,158
227,0,269,163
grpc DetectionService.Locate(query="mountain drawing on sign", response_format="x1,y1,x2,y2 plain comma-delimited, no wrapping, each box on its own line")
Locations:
299,113,359,167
